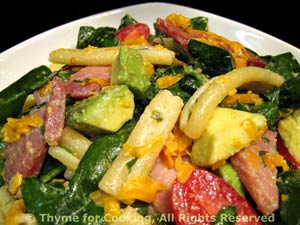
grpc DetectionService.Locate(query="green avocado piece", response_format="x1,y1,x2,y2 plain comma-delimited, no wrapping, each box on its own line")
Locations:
67,85,134,135
110,46,150,98
218,162,245,197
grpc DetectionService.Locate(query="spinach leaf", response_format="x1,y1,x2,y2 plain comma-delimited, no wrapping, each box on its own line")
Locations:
228,101,280,129
76,26,119,49
277,169,300,225
264,52,300,80
180,66,208,94
277,169,300,194
190,16,208,31
22,120,136,225
39,156,66,183
252,102,281,129
214,206,237,225
118,14,138,29
263,52,300,109
145,65,184,100
145,65,205,102
188,39,235,76
0,65,53,123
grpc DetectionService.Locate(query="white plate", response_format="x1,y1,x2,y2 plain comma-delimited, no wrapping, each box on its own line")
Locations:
0,2,299,91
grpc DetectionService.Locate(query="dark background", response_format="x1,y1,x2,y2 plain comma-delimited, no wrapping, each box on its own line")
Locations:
0,0,299,53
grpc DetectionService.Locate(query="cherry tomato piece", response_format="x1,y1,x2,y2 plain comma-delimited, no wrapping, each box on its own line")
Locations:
115,23,150,42
171,169,262,225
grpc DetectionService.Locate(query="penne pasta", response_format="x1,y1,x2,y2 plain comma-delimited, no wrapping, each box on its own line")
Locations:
60,127,91,159
98,90,183,202
48,146,79,171
180,66,285,140
49,45,175,66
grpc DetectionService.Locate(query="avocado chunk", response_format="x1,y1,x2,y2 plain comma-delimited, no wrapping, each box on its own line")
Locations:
110,46,151,98
278,109,300,163
67,85,134,135
218,162,245,197
191,107,267,167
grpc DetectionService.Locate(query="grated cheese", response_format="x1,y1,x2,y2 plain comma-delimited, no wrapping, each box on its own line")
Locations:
1,114,43,143
117,176,166,203
90,190,121,220
156,74,183,89
123,135,163,158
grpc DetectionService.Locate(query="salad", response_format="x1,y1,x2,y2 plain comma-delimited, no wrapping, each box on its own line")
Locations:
0,11,300,225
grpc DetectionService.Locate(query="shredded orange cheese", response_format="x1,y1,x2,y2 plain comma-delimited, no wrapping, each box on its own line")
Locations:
221,91,263,106
1,114,43,143
90,190,121,220
281,194,289,202
263,152,289,172
8,173,22,195
143,57,155,77
174,157,195,183
242,118,266,143
156,74,183,89
82,77,110,87
245,147,263,170
117,176,166,203
121,36,150,46
4,199,26,225
123,135,163,158
166,13,190,29
36,82,53,97
211,159,226,171
160,126,194,183
161,126,192,168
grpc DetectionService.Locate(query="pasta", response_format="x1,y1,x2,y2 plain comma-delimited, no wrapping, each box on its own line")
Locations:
180,66,285,139
49,45,175,66
99,90,183,201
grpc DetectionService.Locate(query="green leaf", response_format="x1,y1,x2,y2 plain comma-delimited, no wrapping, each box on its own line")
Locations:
214,206,237,225
277,169,300,225
277,169,300,194
188,39,235,76
22,120,136,225
280,193,300,225
252,102,280,129
264,52,300,80
0,65,52,123
118,14,138,29
76,26,119,49
190,16,208,31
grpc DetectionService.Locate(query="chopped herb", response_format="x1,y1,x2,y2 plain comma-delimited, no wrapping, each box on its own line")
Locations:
126,158,138,173
151,110,163,122
262,135,270,143
214,205,237,225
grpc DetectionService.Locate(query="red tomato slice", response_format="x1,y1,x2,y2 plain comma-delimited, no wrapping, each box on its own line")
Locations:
277,135,300,169
171,169,262,225
115,23,150,42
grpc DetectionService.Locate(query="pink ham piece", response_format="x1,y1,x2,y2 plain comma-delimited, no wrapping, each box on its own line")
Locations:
231,130,279,215
3,107,48,188
44,76,66,146
156,18,193,47
150,157,177,214
64,66,111,99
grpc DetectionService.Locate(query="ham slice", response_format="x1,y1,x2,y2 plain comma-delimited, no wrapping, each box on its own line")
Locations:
150,157,177,214
44,76,66,146
64,66,111,99
231,130,279,215
3,107,48,188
